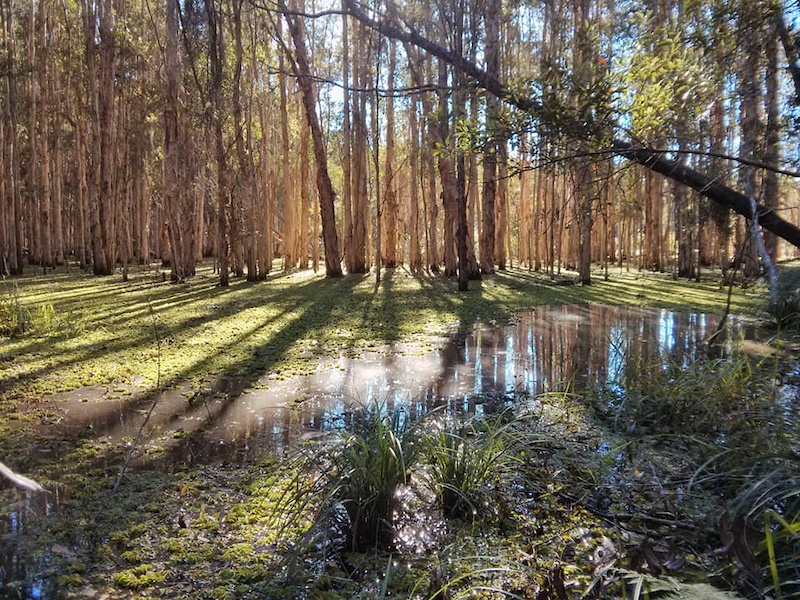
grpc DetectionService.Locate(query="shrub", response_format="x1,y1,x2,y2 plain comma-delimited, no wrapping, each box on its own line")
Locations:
766,266,800,331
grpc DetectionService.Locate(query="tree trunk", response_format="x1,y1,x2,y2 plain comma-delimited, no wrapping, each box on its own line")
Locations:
408,93,422,272
383,39,398,268
206,0,228,286
341,6,354,273
284,3,342,277
763,17,780,259
164,0,196,281
1,0,22,274
278,15,296,271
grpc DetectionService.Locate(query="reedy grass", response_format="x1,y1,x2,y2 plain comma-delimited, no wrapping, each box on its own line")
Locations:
331,403,419,551
766,266,800,330
607,349,770,439
419,408,528,520
259,401,420,556
600,343,799,600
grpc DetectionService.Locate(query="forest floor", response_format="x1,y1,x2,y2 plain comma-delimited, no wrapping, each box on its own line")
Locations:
0,262,796,599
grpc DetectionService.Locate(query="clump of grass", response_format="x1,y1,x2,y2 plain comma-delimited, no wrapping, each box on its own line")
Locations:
0,280,79,338
419,409,523,520
330,403,418,551
262,402,419,555
607,350,765,438
766,266,800,330
0,281,32,336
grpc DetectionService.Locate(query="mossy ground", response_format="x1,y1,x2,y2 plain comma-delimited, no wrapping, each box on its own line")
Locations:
0,262,778,598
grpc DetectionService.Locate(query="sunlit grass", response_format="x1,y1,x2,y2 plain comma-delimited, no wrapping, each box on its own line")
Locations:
0,262,762,406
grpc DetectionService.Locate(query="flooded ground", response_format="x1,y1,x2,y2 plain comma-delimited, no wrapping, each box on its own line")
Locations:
41,304,761,465
2,303,796,599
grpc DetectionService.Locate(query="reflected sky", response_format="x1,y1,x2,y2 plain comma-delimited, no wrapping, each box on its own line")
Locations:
41,304,761,465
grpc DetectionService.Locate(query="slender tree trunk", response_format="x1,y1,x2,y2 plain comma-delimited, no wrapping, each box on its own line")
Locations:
165,0,195,281
98,0,116,273
299,102,310,269
436,58,457,277
738,0,764,278
278,16,295,271
573,0,594,284
383,39,398,268
2,0,22,274
207,0,228,286
38,0,53,268
763,18,780,259
351,21,369,273
408,93,422,272
496,143,508,270
258,99,274,276
284,3,342,277
341,5,354,272
480,0,500,274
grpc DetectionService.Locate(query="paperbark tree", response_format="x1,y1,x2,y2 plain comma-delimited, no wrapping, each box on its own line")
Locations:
342,0,800,253
341,4,355,272
206,0,229,286
479,0,500,275
284,1,342,277
164,0,196,282
1,0,22,274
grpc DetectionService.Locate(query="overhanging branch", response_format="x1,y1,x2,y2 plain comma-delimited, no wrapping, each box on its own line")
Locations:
342,0,800,251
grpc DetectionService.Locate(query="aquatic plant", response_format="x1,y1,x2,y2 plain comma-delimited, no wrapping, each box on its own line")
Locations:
329,403,419,551
607,350,766,438
419,409,523,520
262,402,419,556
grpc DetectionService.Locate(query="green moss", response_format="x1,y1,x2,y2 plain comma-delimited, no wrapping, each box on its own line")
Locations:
112,564,168,589
221,543,255,562
56,574,84,587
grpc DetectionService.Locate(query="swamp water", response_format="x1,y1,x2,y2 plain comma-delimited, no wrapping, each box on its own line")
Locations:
40,304,760,464
1,304,786,598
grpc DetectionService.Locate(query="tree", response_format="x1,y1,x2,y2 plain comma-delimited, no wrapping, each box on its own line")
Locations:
342,0,800,253
164,0,196,282
284,0,342,277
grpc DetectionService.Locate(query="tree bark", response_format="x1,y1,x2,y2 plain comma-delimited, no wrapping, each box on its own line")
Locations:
284,3,342,277
206,0,228,286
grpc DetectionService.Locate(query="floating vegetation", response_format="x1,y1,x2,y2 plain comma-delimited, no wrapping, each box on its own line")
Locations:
0,265,795,598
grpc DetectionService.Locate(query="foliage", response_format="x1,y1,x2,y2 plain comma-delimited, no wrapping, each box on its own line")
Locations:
615,569,747,600
329,403,419,551
0,279,82,338
766,266,800,330
419,409,525,520
607,350,762,437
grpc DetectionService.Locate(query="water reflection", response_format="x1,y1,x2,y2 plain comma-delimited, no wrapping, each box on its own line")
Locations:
39,304,758,465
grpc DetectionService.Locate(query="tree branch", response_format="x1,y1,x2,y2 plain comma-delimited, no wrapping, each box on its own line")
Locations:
342,0,800,250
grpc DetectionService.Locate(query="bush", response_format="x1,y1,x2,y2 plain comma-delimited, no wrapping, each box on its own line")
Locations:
766,266,800,330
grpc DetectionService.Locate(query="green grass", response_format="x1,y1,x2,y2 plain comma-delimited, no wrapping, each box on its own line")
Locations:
0,262,761,405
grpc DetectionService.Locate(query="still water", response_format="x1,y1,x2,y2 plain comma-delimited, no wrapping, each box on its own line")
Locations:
44,304,759,464
0,304,770,597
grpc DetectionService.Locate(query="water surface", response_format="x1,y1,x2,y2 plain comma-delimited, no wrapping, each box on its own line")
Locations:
44,304,759,463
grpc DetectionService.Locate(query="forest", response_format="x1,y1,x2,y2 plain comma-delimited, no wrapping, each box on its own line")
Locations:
1,0,800,598
2,0,800,284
